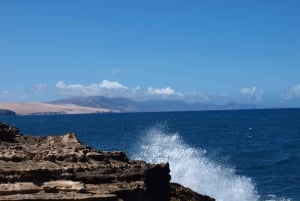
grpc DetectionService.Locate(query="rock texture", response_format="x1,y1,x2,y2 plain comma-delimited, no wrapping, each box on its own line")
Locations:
0,122,215,201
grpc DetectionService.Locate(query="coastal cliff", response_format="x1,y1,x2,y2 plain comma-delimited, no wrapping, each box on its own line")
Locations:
0,122,214,201
0,109,16,116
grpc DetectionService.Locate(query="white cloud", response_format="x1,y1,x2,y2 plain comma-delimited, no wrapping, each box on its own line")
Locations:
147,86,183,97
55,80,129,97
30,84,48,93
99,80,128,90
285,84,300,100
240,87,263,101
240,87,256,96
56,81,93,96
56,81,66,88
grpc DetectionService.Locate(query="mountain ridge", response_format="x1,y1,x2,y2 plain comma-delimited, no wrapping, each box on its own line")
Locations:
0,96,257,115
50,96,257,112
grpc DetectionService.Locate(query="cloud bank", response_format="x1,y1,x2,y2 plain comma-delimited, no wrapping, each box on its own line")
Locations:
56,80,129,97
55,80,185,100
55,80,268,105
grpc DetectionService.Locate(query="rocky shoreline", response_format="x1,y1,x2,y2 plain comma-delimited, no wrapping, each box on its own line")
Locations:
0,122,215,201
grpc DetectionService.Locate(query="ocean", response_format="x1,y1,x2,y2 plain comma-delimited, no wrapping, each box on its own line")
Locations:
1,109,299,201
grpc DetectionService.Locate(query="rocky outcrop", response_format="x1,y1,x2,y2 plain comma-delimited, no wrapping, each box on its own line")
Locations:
0,122,19,142
0,122,215,201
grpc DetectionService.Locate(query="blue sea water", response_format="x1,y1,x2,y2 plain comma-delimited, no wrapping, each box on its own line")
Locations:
1,109,299,201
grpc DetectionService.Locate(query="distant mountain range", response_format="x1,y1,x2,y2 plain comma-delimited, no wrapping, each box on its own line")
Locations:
0,96,257,115
50,96,257,113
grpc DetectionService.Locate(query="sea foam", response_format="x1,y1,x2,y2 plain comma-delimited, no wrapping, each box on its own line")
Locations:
132,125,261,201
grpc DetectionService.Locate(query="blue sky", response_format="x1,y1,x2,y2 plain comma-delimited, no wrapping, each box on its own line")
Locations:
0,0,300,107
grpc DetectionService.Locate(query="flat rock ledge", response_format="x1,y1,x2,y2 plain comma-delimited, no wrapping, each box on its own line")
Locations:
0,122,215,201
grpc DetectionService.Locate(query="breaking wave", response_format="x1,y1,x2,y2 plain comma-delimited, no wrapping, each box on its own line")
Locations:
132,125,291,201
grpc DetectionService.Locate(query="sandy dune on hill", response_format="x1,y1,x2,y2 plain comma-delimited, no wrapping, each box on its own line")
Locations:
0,102,113,115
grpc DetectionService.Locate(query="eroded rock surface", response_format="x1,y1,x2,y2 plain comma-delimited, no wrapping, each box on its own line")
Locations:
0,122,215,201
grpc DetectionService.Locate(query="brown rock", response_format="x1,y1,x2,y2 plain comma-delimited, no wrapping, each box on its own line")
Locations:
0,122,215,201
170,183,215,201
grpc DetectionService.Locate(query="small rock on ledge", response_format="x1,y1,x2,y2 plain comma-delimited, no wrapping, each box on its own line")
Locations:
0,122,215,201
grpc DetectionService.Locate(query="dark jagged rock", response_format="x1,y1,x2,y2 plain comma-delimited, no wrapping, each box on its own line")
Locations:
0,122,215,201
170,183,215,201
0,122,19,142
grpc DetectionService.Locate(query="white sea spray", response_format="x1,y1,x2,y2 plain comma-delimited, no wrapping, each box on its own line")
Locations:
132,125,277,201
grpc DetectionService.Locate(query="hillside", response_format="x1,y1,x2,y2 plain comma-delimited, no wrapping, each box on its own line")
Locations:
0,102,113,115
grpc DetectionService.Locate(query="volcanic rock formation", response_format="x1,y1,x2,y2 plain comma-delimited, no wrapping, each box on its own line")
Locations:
0,122,214,201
